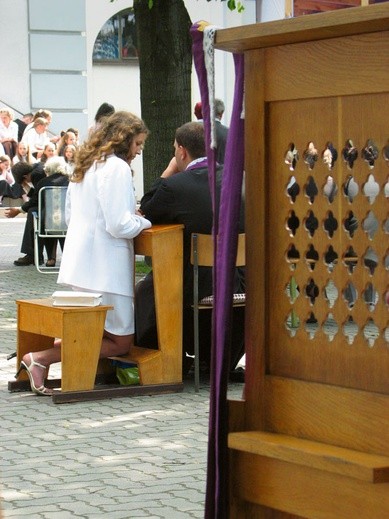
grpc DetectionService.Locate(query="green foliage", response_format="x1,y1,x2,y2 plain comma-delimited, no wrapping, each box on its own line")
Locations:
135,259,152,275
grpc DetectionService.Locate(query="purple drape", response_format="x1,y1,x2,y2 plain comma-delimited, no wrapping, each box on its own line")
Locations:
191,22,245,519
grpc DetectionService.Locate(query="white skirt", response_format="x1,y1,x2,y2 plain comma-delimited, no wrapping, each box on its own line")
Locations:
71,287,134,336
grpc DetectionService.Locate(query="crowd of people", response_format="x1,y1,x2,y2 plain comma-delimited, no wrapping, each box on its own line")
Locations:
0,107,81,207
8,99,244,396
1,105,116,267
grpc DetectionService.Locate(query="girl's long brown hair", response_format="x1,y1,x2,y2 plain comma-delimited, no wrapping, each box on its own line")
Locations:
72,111,148,182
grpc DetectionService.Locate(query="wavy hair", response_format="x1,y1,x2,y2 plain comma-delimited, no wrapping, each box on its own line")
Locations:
72,111,148,182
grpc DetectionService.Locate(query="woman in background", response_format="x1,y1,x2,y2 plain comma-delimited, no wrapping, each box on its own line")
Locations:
12,142,37,165
0,108,19,159
0,155,23,205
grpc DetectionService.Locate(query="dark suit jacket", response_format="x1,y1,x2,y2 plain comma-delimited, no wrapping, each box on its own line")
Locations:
137,161,245,368
215,119,228,164
140,162,244,306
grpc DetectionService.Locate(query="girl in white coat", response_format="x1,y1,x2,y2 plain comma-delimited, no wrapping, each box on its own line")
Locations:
16,111,152,395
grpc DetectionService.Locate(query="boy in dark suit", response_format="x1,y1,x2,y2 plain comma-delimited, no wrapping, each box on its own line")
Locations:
135,121,244,377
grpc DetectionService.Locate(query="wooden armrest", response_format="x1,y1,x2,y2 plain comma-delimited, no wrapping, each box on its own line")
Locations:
228,431,389,483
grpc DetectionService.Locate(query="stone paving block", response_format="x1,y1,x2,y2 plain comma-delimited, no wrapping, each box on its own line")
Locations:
0,219,245,517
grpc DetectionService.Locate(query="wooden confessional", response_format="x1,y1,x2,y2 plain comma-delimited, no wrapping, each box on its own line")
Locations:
215,3,389,517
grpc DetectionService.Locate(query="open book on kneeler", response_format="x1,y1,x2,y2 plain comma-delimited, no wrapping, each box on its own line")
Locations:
52,291,102,307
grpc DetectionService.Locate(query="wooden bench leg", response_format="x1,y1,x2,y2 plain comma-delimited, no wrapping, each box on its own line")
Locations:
61,311,107,391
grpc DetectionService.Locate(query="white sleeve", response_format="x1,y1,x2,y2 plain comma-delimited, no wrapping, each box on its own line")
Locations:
99,159,151,239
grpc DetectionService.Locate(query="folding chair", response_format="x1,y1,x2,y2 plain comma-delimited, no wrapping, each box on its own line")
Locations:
33,186,68,274
190,233,246,391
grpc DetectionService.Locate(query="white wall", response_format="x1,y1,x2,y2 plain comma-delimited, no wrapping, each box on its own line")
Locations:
0,0,31,114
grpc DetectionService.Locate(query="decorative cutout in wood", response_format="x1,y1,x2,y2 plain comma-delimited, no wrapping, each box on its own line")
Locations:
363,282,379,312
342,139,358,169
303,141,318,170
305,278,319,305
286,176,300,203
363,318,380,347
286,210,300,236
304,210,319,237
305,312,319,339
343,281,357,309
343,316,359,345
286,244,300,270
285,310,300,337
363,247,379,275
305,176,318,204
362,139,379,169
323,313,338,342
324,279,338,308
363,174,380,204
324,245,338,273
322,141,338,170
343,246,358,274
343,174,359,203
305,244,319,271
344,211,358,238
362,211,379,240
323,175,338,203
285,143,299,171
285,276,300,304
323,211,338,238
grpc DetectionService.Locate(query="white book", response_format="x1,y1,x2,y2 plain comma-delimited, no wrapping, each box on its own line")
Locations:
52,291,102,307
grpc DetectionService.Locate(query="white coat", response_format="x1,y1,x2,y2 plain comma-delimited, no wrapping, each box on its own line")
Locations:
57,154,151,297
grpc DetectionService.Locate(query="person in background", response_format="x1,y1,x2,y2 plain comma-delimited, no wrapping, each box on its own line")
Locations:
0,108,19,159
194,101,203,121
14,113,34,142
39,142,57,164
136,121,245,378
63,144,76,173
88,102,115,136
214,98,229,165
194,99,228,164
22,109,61,145
4,162,46,264
31,156,71,268
21,117,50,159
11,162,35,201
56,130,77,156
0,154,24,205
16,111,151,395
12,141,37,165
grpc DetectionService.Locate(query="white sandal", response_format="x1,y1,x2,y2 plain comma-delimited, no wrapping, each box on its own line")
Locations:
15,353,53,396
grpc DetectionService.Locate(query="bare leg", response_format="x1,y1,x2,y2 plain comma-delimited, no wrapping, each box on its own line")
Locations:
21,347,61,392
22,331,133,392
100,331,134,358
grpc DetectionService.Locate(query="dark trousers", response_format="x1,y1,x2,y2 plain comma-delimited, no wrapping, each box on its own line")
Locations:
21,208,40,258
135,272,245,374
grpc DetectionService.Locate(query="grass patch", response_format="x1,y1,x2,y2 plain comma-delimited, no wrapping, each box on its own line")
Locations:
135,259,152,275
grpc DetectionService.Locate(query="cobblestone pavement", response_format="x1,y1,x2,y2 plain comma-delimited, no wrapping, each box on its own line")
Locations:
0,216,244,518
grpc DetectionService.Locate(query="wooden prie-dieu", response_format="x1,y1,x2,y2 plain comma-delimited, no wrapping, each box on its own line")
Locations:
215,3,389,518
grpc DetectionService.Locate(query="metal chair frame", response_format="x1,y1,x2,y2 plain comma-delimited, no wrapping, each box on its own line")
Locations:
32,186,68,274
190,233,246,391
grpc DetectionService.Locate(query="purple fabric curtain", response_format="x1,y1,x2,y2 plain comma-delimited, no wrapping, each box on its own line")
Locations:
191,23,245,519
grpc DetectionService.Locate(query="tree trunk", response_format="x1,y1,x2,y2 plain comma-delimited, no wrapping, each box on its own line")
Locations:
134,0,192,192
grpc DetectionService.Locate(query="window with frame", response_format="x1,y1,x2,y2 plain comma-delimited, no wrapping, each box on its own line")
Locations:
93,8,138,63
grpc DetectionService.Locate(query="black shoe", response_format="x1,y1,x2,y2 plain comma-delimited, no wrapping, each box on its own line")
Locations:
14,255,34,266
229,367,245,383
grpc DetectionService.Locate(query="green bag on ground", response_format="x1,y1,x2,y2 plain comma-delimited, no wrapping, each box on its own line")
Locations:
113,360,140,386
